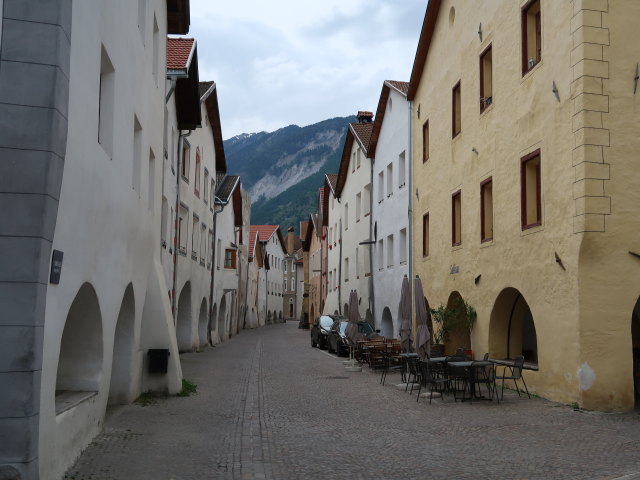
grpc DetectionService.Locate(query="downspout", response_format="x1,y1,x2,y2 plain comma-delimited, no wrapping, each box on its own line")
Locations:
408,99,415,336
172,129,192,322
368,155,375,326
338,218,343,315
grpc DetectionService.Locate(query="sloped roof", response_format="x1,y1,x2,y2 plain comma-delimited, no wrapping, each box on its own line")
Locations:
303,213,316,252
249,225,287,255
368,80,409,159
167,37,195,71
201,81,227,173
167,0,190,35
248,229,260,259
325,173,338,195
335,122,374,198
300,221,309,240
199,81,214,99
407,0,443,100
317,187,325,229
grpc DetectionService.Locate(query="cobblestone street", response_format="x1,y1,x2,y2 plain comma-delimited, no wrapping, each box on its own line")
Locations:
65,322,640,480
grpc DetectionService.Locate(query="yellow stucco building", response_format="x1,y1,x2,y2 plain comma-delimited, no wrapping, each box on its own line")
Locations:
409,0,640,410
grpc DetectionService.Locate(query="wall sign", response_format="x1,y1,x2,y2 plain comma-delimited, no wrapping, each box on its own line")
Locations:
50,250,63,284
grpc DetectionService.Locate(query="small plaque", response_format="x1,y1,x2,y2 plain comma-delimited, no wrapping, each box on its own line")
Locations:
50,250,63,284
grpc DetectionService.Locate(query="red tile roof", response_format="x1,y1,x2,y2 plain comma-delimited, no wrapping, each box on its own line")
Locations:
167,37,195,71
351,122,374,152
325,174,338,193
357,111,374,118
386,80,410,95
248,230,261,259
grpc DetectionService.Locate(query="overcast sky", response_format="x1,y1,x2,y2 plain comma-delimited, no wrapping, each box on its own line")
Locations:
189,0,426,139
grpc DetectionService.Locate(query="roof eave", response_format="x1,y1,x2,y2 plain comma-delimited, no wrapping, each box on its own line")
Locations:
407,0,442,101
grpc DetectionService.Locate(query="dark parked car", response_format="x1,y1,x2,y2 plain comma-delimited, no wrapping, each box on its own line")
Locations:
327,319,377,357
311,315,336,349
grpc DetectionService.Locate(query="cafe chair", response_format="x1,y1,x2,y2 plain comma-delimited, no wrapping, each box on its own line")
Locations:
495,355,530,400
472,361,499,403
416,360,449,404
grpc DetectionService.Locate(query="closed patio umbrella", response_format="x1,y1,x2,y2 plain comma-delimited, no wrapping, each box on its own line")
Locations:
415,276,431,359
398,276,412,353
345,289,360,345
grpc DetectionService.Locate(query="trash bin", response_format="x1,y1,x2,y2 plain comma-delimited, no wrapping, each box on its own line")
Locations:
147,349,170,374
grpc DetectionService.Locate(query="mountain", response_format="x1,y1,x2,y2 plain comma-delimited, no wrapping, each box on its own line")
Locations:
224,116,355,232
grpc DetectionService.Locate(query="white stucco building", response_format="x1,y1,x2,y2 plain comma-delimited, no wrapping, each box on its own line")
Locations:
324,115,374,322
369,81,410,338
249,225,286,324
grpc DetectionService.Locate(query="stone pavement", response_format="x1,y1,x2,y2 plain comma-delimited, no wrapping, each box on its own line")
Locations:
64,322,640,480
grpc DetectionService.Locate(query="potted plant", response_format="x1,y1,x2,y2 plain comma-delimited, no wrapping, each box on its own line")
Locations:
429,304,457,357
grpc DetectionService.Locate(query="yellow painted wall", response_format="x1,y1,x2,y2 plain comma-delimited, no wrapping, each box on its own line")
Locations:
411,0,640,410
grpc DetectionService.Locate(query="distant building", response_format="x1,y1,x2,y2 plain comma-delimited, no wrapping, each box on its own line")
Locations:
284,227,302,320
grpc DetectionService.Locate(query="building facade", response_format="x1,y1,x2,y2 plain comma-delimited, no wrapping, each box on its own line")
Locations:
369,81,411,338
409,0,640,410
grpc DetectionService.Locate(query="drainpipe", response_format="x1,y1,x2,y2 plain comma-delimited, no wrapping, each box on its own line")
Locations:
407,100,415,336
338,218,343,315
172,129,193,323
368,155,376,326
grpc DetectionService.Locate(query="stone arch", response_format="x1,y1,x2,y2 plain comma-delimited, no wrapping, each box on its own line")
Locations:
109,283,135,405
445,291,471,355
334,309,339,315
343,303,349,318
218,295,227,340
489,287,538,363
197,298,208,348
56,283,103,409
381,307,393,338
279,310,283,322
632,298,640,407
176,282,193,352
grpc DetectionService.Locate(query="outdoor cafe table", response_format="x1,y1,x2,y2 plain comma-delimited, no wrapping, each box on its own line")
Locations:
447,361,494,401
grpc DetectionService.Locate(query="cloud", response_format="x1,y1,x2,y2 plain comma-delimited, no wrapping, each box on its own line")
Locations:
188,0,426,138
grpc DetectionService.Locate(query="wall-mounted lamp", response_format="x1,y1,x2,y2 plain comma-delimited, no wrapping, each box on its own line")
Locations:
478,22,482,41
474,274,481,285
417,104,421,118
552,81,560,102
634,64,639,94
415,188,419,200
555,252,566,271
471,147,479,154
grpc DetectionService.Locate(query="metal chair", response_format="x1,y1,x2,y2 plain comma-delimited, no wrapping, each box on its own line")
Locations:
495,355,530,400
380,351,404,385
471,361,499,403
405,356,421,394
416,360,449,404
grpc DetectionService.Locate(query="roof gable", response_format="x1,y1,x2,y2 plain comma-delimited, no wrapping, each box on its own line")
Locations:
335,122,373,197
368,80,409,159
201,82,227,174
169,38,201,130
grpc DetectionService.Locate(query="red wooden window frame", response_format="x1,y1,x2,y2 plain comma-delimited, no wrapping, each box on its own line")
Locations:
224,249,237,269
521,0,542,75
520,149,542,230
452,81,461,138
422,120,429,163
194,147,201,197
479,44,492,113
480,177,493,242
452,190,462,246
422,213,429,257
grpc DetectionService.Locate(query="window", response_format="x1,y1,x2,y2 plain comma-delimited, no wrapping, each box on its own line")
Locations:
284,260,287,273
284,279,287,291
200,224,207,262
181,140,190,180
355,247,359,278
194,147,201,197
386,163,393,197
422,213,429,257
422,121,429,163
364,244,371,276
452,81,461,138
480,178,494,242
378,239,384,270
152,15,159,84
452,191,462,246
178,205,188,254
387,234,394,268
208,230,213,266
192,215,199,257
356,192,361,222
522,0,541,75
344,257,349,281
480,45,493,112
378,171,384,203
356,149,361,169
363,184,371,216
132,115,142,194
521,150,542,229
210,178,215,206
161,197,168,245
98,46,115,157
398,152,406,187
344,203,349,230
148,149,155,210
204,169,209,204
216,239,221,268
224,249,237,269
351,152,355,173
399,228,407,264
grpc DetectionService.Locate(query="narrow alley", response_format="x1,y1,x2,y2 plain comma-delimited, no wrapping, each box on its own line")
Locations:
65,322,640,480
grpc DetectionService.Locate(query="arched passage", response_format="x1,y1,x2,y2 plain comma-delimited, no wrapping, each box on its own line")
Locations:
445,291,471,355
56,283,103,410
343,303,349,318
109,284,135,405
310,305,315,324
381,307,393,338
489,287,538,363
176,282,192,352
218,295,227,340
632,298,640,407
197,298,208,348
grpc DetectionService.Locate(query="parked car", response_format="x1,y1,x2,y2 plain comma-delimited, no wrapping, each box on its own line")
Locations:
327,319,378,357
310,315,335,349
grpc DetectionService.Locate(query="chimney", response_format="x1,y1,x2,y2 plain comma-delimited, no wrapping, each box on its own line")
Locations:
287,226,295,254
357,111,373,123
